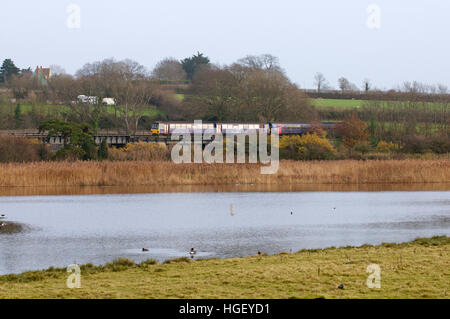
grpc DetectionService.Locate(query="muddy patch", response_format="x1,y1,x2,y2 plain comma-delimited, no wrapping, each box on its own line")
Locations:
0,222,28,234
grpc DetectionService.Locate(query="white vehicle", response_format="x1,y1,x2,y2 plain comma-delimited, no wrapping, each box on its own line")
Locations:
77,95,98,105
102,98,116,106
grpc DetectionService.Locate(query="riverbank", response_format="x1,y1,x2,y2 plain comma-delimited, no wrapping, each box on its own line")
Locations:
0,236,448,299
0,159,449,187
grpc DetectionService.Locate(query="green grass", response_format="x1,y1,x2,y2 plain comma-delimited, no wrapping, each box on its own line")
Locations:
0,236,448,299
312,98,366,109
174,94,185,101
312,98,447,110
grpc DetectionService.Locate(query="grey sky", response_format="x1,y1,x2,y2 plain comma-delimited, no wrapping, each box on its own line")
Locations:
1,0,449,89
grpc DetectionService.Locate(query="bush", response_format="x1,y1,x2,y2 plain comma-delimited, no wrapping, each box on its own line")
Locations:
353,141,372,154
376,140,400,153
402,134,429,154
429,136,450,154
280,134,336,160
0,136,48,162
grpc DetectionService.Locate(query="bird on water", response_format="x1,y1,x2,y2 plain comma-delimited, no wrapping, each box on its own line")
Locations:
190,248,197,258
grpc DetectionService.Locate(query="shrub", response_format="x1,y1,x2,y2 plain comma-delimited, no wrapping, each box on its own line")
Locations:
0,136,48,162
280,134,336,160
403,135,429,154
339,113,369,148
429,136,450,154
353,141,372,154
376,141,400,153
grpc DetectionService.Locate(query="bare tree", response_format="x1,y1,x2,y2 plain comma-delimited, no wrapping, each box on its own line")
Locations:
49,65,66,76
152,57,187,81
75,58,154,133
338,77,358,92
183,63,316,122
236,54,283,73
314,72,327,93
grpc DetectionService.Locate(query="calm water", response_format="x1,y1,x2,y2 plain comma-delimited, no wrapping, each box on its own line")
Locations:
0,191,449,275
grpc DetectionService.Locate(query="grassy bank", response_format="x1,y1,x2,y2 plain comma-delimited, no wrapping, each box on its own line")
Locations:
1,236,449,299
0,159,448,187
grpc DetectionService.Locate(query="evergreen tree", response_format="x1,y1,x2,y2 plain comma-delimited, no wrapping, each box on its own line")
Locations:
0,59,20,83
181,52,210,81
14,103,22,128
98,138,109,160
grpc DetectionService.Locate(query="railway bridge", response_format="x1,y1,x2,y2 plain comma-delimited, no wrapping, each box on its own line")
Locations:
1,130,216,148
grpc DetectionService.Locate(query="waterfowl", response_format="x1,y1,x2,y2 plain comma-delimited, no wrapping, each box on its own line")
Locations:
189,248,197,258
142,248,149,252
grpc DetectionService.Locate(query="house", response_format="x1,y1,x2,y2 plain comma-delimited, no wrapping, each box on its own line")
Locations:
33,66,51,84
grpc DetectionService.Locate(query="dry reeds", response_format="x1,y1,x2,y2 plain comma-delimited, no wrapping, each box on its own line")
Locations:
0,160,448,187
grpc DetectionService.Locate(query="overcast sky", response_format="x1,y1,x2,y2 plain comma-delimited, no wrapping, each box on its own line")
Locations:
1,0,449,89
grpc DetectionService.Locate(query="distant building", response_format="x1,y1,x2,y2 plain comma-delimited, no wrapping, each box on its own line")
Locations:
33,66,51,84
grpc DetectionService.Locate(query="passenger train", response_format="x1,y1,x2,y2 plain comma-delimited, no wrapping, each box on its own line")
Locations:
150,122,337,135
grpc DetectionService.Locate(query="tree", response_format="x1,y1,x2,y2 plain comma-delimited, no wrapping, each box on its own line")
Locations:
0,59,20,83
152,58,186,81
183,62,316,122
98,138,108,160
338,77,351,92
363,79,371,92
49,64,66,76
76,58,155,133
338,77,359,92
181,52,210,81
339,113,369,148
14,104,22,128
39,119,97,160
314,72,327,93
236,54,283,73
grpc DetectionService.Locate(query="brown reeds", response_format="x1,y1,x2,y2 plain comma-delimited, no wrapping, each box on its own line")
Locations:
0,160,448,188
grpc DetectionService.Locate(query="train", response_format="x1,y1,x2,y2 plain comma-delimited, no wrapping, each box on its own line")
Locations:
150,121,337,135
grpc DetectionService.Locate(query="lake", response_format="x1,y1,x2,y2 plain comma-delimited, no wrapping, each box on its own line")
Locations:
0,190,449,275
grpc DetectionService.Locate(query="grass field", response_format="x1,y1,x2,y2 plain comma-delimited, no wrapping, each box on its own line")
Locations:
312,98,447,110
0,236,448,299
311,98,366,108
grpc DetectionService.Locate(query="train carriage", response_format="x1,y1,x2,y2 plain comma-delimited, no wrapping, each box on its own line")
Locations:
151,121,336,136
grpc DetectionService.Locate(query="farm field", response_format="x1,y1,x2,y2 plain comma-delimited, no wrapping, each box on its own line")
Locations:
0,236,448,299
311,98,366,108
312,98,448,110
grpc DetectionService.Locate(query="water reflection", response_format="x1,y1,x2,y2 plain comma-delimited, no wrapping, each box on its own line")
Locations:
0,183,449,197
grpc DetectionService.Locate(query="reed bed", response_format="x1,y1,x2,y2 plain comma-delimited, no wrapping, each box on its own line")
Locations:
0,160,448,187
